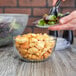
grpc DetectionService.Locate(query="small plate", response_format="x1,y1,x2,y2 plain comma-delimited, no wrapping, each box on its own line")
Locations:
35,24,59,29
35,25,51,28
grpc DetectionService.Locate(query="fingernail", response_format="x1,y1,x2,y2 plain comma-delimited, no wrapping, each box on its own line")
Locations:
60,19,64,24
63,0,65,1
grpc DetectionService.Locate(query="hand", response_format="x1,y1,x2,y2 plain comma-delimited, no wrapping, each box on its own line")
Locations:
53,0,65,6
48,11,76,30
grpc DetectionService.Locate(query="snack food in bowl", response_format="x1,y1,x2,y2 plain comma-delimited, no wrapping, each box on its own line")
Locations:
14,33,56,62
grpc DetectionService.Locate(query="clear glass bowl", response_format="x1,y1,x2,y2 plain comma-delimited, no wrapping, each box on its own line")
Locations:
13,33,57,62
0,14,29,47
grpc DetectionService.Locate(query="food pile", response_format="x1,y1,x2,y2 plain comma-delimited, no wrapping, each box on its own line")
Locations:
15,33,55,61
37,13,63,26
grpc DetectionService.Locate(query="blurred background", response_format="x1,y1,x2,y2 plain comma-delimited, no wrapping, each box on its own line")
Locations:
0,0,76,35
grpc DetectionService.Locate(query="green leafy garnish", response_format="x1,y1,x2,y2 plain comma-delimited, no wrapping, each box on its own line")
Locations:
37,14,62,27
48,15,56,20
48,21,55,25
38,19,45,26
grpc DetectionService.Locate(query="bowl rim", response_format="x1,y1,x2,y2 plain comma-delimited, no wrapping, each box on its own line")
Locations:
0,14,29,16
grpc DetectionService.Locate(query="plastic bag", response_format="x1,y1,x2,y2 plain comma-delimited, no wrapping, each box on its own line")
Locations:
0,14,28,46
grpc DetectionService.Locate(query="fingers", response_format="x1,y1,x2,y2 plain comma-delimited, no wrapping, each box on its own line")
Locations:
49,15,76,31
52,0,57,6
53,0,65,6
48,24,69,30
60,11,76,24
60,14,73,24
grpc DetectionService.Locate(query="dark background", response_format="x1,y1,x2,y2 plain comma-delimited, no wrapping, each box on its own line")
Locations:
0,0,76,35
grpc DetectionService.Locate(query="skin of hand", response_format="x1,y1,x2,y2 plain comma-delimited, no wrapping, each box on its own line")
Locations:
53,0,65,6
48,11,76,30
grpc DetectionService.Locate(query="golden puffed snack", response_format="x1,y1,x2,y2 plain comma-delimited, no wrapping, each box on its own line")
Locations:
15,33,55,61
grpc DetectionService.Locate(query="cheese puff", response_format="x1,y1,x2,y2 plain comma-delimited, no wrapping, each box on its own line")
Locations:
29,43,36,47
36,41,45,49
15,37,28,43
19,49,27,56
31,55,37,60
28,47,38,54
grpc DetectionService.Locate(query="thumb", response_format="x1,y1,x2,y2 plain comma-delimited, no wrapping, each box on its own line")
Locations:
60,14,73,24
48,25,69,30
48,23,74,30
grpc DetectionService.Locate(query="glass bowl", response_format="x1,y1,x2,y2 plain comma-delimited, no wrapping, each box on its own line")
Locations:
13,33,56,62
0,14,29,47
